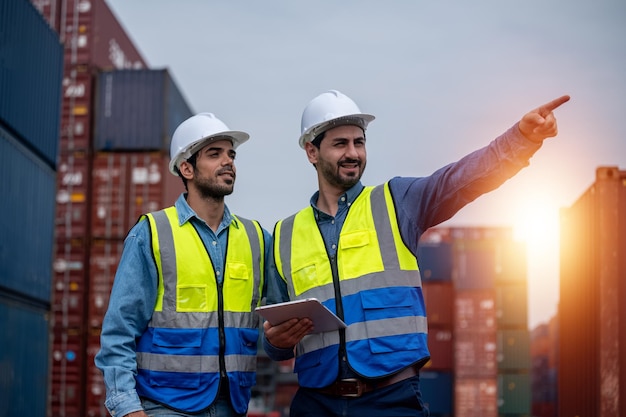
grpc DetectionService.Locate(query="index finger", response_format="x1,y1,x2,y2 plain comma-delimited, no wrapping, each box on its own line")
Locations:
539,95,571,115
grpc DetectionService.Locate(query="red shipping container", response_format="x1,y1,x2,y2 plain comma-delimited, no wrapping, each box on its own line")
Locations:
455,289,496,331
56,151,91,239
50,327,86,417
52,238,88,329
91,153,131,239
454,329,497,378
88,238,124,328
455,377,498,417
423,328,453,371
422,281,454,327
59,65,96,152
86,329,107,417
32,0,146,69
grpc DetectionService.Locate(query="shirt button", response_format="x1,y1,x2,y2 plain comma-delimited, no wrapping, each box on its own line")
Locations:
341,196,346,202
212,241,217,246
216,271,221,276
331,244,337,250
331,219,335,224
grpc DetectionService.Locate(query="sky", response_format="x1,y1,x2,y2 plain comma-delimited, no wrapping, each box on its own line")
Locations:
106,0,626,329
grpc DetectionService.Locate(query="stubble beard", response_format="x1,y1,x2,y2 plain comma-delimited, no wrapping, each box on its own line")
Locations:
194,172,235,200
319,157,365,190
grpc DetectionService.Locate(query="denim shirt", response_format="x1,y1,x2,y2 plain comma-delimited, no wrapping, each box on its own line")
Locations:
263,124,542,372
95,193,270,417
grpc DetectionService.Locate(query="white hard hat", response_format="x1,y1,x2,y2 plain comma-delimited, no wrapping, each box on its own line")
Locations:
298,90,375,149
168,112,249,175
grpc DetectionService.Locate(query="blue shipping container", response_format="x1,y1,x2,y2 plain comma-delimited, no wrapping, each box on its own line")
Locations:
419,370,453,415
94,69,193,151
0,124,56,303
0,296,50,417
417,242,453,281
0,0,63,168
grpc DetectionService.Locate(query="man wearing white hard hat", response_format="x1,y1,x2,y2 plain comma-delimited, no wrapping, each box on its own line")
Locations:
96,113,270,417
263,90,570,416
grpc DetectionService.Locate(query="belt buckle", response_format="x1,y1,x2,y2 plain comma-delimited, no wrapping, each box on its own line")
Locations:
337,378,363,397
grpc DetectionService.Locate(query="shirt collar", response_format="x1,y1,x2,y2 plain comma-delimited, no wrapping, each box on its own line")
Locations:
174,193,238,230
310,181,365,218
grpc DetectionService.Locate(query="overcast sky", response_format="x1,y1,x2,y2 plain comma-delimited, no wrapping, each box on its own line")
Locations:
106,0,626,329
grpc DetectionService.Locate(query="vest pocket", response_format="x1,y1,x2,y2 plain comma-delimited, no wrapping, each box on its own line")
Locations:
239,328,258,356
177,284,209,312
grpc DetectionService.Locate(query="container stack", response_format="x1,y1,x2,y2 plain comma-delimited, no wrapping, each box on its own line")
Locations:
32,1,193,416
417,226,531,417
530,317,558,417
0,1,64,415
418,229,455,417
559,166,626,417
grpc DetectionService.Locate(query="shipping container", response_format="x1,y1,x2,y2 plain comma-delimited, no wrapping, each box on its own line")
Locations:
455,377,497,417
0,125,57,303
94,69,194,151
32,0,146,69
91,151,185,239
455,289,496,331
88,238,124,328
1,0,63,167
496,329,531,371
417,240,453,281
495,283,528,328
423,281,454,327
56,150,92,239
559,166,626,417
86,329,107,417
420,371,453,416
52,238,89,329
497,373,531,415
454,329,497,378
0,296,50,417
59,65,97,152
424,328,454,371
50,327,86,417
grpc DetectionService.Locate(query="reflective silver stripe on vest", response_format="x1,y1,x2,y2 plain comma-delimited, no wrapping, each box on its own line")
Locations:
237,217,262,309
150,310,258,329
152,210,178,312
299,316,428,354
370,184,400,270
136,352,257,373
278,213,298,299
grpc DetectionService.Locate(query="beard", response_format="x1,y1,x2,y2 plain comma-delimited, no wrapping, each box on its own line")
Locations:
193,168,235,199
317,156,365,189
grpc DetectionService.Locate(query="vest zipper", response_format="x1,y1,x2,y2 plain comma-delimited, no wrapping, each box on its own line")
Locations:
217,279,227,379
330,255,348,367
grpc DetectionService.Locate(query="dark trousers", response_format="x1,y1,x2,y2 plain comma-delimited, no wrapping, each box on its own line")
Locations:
289,375,430,417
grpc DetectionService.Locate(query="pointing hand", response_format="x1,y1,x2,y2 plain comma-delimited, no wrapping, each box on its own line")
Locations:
519,95,570,143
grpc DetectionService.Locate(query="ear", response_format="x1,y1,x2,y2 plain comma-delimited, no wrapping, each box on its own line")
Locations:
178,160,195,180
304,142,319,164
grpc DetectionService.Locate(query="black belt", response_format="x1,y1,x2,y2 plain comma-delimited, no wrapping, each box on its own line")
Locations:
312,364,420,398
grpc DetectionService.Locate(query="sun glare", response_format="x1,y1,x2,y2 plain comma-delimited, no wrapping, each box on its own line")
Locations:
512,199,560,250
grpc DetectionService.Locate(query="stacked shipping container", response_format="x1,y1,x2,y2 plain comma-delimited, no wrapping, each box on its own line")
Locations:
0,0,64,415
417,227,531,417
32,1,193,416
558,166,626,417
530,317,558,417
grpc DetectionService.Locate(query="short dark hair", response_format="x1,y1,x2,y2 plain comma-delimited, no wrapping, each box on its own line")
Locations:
175,152,199,191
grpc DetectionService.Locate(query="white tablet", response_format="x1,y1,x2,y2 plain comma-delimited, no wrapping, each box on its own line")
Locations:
255,298,347,333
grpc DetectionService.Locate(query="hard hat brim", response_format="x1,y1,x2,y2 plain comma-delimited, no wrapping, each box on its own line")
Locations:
298,113,375,149
168,130,249,175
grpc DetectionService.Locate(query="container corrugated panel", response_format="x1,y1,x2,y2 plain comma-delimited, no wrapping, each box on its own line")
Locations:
50,327,86,417
86,329,107,417
56,150,91,239
559,166,626,417
0,125,56,302
0,0,63,167
454,330,497,378
0,297,50,417
88,238,124,328
59,65,96,152
92,153,131,238
497,373,531,414
423,282,454,327
455,289,496,331
423,328,453,371
497,329,530,371
52,238,88,329
418,241,453,281
42,0,146,69
495,283,528,327
94,69,193,151
455,377,497,417
419,371,453,415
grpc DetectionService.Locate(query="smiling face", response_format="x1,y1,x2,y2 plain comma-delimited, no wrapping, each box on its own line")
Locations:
181,138,237,199
306,124,367,192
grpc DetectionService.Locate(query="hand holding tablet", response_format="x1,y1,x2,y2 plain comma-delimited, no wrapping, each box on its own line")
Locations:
255,298,347,334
